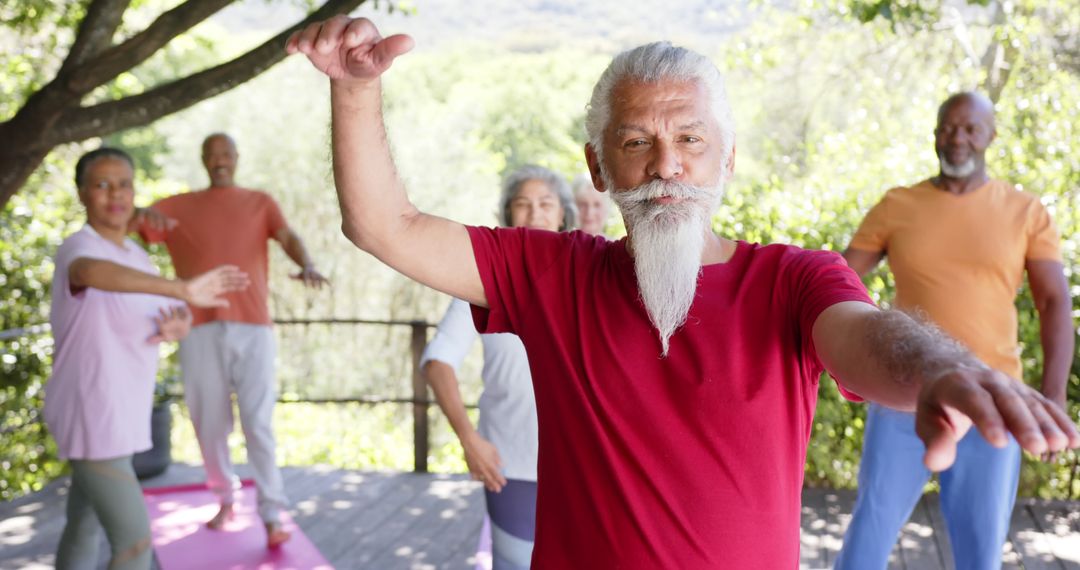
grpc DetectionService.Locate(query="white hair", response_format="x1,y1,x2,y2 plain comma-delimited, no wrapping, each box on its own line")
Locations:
498,164,577,230
570,173,595,197
608,177,725,356
585,42,735,174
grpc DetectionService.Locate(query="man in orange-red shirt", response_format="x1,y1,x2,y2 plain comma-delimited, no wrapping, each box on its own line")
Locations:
141,133,328,547
836,93,1074,569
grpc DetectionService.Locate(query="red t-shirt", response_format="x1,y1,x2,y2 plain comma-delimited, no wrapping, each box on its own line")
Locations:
139,187,287,327
467,227,872,569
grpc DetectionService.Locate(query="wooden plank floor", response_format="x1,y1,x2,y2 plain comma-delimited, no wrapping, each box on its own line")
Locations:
2,464,1077,569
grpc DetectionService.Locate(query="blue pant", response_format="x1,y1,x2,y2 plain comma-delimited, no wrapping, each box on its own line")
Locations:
835,404,1021,570
485,479,537,570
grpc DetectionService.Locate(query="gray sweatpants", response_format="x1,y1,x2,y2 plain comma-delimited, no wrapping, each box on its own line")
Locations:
178,321,288,523
56,456,152,570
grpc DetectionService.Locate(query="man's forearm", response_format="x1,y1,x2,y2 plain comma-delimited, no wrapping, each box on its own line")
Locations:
327,78,486,305
1037,297,1075,404
818,304,984,411
330,79,418,253
873,309,982,377
280,230,314,269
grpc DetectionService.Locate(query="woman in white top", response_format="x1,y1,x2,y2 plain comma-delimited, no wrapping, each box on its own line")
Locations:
420,165,576,570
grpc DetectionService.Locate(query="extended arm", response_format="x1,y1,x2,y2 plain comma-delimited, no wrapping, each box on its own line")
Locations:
1025,259,1074,408
812,302,975,410
68,258,249,307
841,247,884,278
288,16,486,306
274,227,329,288
814,301,1080,471
424,360,507,491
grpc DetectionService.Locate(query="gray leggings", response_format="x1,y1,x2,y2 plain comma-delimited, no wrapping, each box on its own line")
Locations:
56,456,152,570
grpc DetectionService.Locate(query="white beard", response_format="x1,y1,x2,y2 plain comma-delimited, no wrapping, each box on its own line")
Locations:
608,177,725,357
939,156,976,178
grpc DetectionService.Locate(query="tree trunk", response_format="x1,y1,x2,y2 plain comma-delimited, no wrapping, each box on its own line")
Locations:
0,149,52,208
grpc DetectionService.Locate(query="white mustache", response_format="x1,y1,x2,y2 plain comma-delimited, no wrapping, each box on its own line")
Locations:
613,179,710,204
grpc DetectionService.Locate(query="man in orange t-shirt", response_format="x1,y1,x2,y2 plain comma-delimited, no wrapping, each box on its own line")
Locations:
835,93,1074,569
141,133,328,547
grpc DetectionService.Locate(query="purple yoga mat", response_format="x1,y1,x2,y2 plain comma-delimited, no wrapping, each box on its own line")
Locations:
143,479,332,569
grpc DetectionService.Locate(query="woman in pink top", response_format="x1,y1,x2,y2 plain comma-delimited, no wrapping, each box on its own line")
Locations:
45,148,249,570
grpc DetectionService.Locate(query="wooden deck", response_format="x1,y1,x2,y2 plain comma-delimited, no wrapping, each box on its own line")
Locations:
1,463,1077,569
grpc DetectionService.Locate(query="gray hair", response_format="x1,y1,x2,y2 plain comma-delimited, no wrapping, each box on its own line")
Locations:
584,42,735,176
571,173,596,196
498,164,577,230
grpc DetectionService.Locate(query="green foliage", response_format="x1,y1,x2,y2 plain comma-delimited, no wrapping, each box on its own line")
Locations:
0,0,83,30
0,150,82,501
725,2,1080,497
818,0,992,27
167,401,471,473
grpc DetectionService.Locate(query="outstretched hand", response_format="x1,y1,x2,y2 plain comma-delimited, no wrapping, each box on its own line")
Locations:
149,306,192,343
291,266,330,289
285,16,414,83
128,207,177,235
179,265,250,308
916,366,1080,471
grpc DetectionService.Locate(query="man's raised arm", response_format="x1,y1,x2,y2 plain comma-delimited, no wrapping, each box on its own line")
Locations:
287,16,487,306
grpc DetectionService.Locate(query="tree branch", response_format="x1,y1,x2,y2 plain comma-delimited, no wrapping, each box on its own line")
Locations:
67,0,234,93
61,0,132,72
0,0,228,151
979,2,1017,103
46,0,368,147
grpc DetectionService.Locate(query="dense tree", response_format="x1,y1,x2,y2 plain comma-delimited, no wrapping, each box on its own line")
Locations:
0,0,381,209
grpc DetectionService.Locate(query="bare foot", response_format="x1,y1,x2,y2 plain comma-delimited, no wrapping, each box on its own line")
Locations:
265,522,291,548
206,503,234,530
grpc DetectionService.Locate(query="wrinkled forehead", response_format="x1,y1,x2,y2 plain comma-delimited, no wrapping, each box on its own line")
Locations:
202,135,237,155
85,156,133,178
937,95,995,129
607,78,714,132
512,178,558,201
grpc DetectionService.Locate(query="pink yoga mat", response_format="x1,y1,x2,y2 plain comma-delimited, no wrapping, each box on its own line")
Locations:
474,515,492,570
143,480,332,570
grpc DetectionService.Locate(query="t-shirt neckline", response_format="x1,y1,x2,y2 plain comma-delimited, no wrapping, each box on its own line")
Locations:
923,177,995,198
82,223,133,252
613,236,749,271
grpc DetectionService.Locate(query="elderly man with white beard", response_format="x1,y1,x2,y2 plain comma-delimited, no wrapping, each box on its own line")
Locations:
287,18,1080,569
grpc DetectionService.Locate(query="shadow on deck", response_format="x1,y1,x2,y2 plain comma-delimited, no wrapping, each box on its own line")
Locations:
2,463,1077,569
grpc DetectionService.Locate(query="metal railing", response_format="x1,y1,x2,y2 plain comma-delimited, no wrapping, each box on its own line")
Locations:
275,317,438,472
1,318,443,473
0,323,50,341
